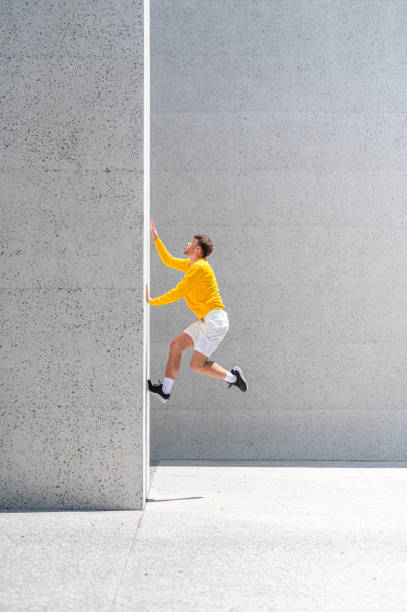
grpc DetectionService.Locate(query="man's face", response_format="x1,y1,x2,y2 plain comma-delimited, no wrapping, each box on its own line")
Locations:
184,238,201,257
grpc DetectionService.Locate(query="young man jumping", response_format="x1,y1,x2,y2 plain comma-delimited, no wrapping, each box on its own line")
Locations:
146,219,248,404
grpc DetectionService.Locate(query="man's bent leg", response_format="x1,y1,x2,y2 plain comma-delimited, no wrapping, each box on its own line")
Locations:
165,332,194,379
190,350,228,380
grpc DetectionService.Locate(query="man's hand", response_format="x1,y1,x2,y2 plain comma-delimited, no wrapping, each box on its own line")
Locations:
150,219,158,241
146,283,150,303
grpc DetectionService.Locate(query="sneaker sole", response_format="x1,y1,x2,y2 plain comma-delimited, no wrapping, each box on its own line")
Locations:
148,390,169,404
232,365,248,391
147,380,169,404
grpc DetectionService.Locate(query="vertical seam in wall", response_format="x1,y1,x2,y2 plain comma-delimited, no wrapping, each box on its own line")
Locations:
143,0,151,505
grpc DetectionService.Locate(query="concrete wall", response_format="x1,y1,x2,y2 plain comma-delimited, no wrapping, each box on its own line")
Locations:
1,0,148,509
150,0,407,460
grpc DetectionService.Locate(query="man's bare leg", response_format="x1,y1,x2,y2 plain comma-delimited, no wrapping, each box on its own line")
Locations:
189,350,246,391
165,332,194,379
190,350,228,379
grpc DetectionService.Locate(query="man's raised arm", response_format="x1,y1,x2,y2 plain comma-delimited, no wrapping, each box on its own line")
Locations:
149,263,203,306
153,235,190,272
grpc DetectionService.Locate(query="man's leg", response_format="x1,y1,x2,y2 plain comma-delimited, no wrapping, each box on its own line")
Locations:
165,332,194,379
148,332,195,401
190,350,229,379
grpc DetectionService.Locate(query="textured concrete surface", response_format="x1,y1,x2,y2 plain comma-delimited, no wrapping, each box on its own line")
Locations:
150,1,407,460
1,0,147,509
3,462,407,611
0,465,158,611
104,460,407,611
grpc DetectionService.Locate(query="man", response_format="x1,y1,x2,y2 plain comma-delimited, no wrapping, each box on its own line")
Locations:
146,219,248,404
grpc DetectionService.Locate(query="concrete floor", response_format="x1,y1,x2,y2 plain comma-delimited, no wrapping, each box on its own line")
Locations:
2,461,407,611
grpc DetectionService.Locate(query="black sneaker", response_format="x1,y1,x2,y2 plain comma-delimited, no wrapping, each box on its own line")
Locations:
147,379,170,404
227,366,248,392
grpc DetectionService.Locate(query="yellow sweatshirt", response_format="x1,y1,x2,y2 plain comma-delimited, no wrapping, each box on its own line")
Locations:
150,236,225,320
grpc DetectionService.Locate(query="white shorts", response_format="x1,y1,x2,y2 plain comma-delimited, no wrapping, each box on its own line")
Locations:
183,309,230,358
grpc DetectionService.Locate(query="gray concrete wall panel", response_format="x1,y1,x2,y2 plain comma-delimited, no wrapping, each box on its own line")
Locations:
1,0,146,508
150,1,407,460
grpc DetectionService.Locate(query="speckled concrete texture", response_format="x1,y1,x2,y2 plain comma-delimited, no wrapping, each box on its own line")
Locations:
3,461,407,611
115,461,407,611
1,1,146,509
150,1,407,460
1,510,143,611
0,466,158,611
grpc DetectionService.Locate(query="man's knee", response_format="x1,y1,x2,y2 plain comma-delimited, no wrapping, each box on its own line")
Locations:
170,338,181,351
190,360,201,372
190,353,208,372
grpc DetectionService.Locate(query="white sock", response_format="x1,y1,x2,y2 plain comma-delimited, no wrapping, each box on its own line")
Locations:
224,370,237,383
162,377,174,394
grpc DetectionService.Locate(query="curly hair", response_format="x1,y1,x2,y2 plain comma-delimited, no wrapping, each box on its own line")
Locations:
194,234,215,258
